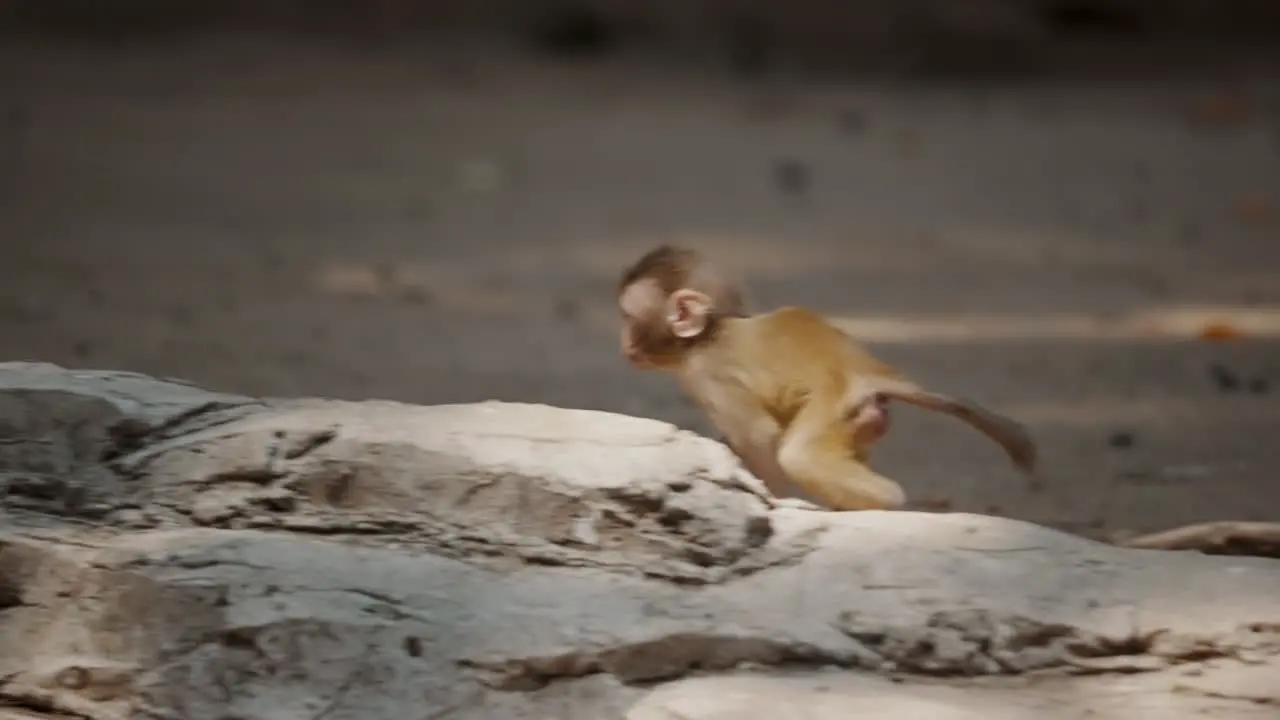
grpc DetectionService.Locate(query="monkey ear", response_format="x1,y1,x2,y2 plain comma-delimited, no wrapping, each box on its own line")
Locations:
666,289,712,338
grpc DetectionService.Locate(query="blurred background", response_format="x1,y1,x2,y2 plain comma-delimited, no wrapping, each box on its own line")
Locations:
1,0,1277,537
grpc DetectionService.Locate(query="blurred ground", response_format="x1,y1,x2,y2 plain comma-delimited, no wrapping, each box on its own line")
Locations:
1,30,1278,537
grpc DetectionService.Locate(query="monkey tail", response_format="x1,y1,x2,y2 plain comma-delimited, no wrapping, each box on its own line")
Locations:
939,397,1038,476
852,377,1039,478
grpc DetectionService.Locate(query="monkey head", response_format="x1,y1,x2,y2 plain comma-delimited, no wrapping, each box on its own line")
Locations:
618,283,714,369
616,245,744,370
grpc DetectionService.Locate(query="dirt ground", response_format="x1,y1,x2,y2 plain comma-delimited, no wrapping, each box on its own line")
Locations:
1,31,1278,538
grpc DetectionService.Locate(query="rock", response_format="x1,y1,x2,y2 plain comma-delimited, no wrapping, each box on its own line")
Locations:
629,669,1280,719
0,362,1278,720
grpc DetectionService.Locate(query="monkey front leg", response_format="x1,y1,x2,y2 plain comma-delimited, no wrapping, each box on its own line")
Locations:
727,418,827,511
692,385,826,510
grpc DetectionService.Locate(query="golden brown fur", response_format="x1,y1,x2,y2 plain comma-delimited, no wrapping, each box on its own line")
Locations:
617,246,1039,511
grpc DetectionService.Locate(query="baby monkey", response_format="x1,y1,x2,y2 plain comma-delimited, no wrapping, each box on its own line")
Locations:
617,245,1038,511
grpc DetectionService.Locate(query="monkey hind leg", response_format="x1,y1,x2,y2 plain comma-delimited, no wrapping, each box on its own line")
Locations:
777,429,906,511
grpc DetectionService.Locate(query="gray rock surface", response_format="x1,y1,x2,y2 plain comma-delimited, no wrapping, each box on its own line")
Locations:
1,363,1277,719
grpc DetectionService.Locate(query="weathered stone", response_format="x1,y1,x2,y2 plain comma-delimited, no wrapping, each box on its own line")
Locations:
0,363,1277,720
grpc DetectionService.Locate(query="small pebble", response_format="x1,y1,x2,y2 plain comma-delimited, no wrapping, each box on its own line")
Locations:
1108,431,1135,449
1208,362,1239,392
772,159,810,195
553,298,579,322
393,285,433,305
